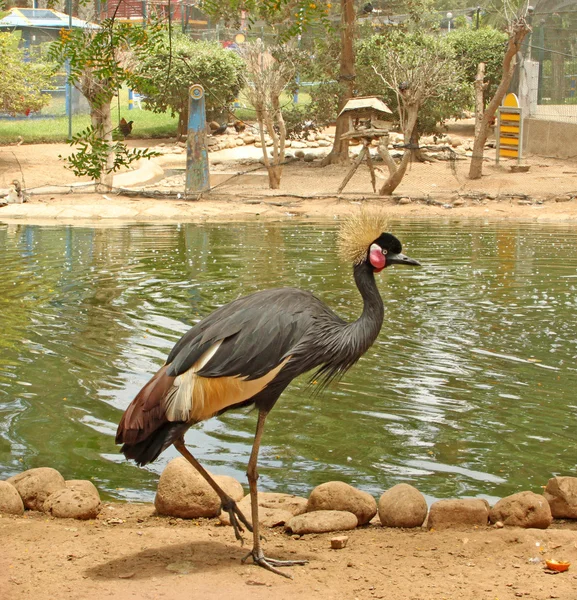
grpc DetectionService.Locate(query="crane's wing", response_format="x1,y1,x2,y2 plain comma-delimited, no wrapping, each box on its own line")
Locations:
166,287,322,380
117,287,340,459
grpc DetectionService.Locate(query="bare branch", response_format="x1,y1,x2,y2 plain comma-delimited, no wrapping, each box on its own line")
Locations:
239,40,295,189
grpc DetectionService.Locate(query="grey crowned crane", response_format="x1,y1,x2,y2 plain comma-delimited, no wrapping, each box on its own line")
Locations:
116,212,420,577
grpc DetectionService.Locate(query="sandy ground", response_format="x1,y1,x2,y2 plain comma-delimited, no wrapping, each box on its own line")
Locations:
3,125,577,599
2,502,577,600
1,120,577,223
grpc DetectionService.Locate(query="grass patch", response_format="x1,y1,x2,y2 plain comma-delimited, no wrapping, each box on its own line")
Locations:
0,87,312,144
0,110,179,145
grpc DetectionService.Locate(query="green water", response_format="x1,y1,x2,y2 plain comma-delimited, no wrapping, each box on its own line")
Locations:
1,220,576,505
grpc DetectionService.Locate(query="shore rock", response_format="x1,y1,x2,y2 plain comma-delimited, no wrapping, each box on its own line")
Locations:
155,457,244,519
307,481,377,526
7,467,66,511
378,484,427,528
44,480,101,520
219,492,307,528
428,499,489,530
0,480,24,515
489,491,552,529
544,476,577,518
286,510,358,535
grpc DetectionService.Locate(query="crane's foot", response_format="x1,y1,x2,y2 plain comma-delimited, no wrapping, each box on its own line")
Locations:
221,498,253,544
242,548,308,579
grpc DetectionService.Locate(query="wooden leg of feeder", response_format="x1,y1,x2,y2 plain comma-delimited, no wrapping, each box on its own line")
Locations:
365,146,377,193
337,146,366,193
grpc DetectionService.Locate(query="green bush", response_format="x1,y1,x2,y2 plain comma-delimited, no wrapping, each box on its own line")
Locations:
137,35,245,136
355,31,472,134
447,27,508,103
0,32,56,115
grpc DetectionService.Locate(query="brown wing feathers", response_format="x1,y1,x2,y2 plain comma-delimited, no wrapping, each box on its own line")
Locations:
116,364,175,446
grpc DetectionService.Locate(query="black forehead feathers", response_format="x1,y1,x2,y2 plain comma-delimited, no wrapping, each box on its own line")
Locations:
373,232,402,254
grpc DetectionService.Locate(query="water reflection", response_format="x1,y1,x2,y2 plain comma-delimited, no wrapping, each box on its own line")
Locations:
1,220,576,503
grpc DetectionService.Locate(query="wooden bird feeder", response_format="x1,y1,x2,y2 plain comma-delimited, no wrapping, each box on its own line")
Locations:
337,96,393,194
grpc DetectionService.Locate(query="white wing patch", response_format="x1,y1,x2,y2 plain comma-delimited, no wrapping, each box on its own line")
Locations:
164,341,290,423
165,341,222,422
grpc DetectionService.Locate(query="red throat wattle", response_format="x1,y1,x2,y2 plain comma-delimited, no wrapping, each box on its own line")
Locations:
369,246,385,272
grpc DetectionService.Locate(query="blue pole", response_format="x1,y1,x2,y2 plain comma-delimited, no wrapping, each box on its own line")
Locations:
293,74,300,104
128,89,134,110
66,0,72,140
185,84,210,196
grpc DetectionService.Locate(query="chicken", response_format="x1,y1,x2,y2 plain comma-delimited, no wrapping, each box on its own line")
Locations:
119,118,134,138
211,123,228,135
233,120,246,134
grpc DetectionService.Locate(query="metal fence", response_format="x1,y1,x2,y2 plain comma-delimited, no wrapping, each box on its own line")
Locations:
523,2,577,124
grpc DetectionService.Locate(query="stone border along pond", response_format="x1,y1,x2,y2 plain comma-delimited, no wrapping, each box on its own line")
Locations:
2,459,577,538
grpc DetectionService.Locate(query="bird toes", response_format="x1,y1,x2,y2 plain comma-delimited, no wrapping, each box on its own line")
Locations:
221,498,253,543
242,548,308,578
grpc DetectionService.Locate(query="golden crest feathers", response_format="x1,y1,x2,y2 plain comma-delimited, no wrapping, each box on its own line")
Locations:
338,210,389,265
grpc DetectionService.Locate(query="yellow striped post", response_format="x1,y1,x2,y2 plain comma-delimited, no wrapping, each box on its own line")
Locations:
496,93,523,165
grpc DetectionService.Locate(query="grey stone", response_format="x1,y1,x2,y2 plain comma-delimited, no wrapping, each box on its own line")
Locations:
0,480,24,515
307,481,377,526
44,481,101,520
286,510,358,534
489,491,552,529
544,476,577,518
7,467,66,512
219,492,307,528
378,483,427,528
427,499,489,530
155,457,244,519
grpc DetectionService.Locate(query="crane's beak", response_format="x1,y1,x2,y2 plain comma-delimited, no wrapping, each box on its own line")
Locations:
386,252,420,267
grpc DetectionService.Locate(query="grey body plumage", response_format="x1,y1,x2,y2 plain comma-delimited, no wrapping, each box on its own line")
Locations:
116,218,420,577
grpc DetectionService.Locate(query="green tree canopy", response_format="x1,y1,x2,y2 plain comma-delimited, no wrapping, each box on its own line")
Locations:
447,27,508,102
355,30,471,134
136,35,245,137
0,33,55,116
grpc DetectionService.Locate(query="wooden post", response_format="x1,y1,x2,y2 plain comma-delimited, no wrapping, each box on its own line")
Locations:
337,146,366,193
185,84,210,198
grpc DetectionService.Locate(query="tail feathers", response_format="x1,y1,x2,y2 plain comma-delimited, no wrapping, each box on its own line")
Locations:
120,422,189,466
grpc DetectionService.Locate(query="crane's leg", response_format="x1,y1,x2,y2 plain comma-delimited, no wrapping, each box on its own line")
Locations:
173,438,252,543
241,410,308,578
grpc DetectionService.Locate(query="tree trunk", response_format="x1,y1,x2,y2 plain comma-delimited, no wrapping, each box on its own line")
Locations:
267,165,281,189
177,106,189,140
321,0,355,166
90,100,114,191
378,107,418,195
255,107,285,190
377,134,397,174
378,151,412,195
469,20,530,180
474,62,486,138
410,127,427,162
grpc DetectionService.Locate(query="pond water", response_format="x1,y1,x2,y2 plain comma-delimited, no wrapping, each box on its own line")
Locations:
1,220,577,504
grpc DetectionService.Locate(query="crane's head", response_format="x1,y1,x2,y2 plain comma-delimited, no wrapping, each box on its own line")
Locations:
338,211,420,273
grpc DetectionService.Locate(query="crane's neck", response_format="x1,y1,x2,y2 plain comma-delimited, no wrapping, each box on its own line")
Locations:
351,261,385,347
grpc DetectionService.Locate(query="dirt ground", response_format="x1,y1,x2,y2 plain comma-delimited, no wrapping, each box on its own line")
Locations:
1,120,577,223
2,123,577,600
2,502,577,600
